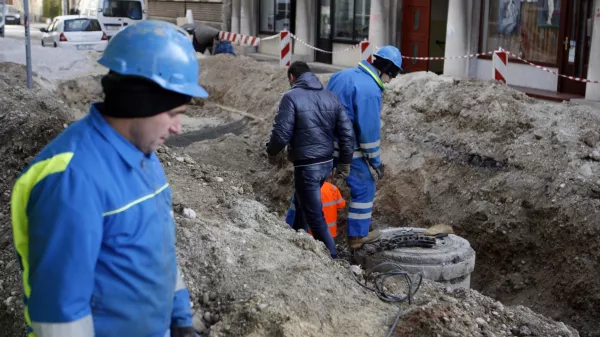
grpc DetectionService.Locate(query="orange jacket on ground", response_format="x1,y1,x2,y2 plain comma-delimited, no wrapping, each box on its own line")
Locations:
285,181,345,238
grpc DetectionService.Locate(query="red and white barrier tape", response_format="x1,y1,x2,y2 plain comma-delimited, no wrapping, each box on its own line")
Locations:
218,31,279,46
503,50,599,84
289,33,363,54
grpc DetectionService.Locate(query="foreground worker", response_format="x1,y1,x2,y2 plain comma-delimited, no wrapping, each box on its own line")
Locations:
267,61,355,258
285,181,346,238
327,45,403,249
11,20,206,337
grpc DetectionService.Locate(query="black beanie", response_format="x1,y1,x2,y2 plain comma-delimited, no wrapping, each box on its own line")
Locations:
100,72,192,118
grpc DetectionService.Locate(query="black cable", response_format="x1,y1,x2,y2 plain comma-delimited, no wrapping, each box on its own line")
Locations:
335,259,423,337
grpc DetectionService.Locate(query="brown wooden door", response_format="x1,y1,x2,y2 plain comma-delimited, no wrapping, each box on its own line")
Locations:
558,0,593,95
401,0,431,72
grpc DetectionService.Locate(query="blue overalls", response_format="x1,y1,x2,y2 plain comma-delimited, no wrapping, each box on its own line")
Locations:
327,61,384,237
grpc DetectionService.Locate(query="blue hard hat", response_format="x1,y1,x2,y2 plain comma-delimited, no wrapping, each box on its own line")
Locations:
98,20,208,98
374,45,403,71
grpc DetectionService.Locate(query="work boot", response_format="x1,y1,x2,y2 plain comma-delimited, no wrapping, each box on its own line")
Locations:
348,230,382,249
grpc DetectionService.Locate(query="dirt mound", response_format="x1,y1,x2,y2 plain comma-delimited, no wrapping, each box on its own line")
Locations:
0,66,75,336
55,75,104,117
159,145,579,337
376,72,600,335
193,57,599,334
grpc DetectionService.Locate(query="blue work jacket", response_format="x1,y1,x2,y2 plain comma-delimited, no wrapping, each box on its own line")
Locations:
11,103,192,337
327,60,384,168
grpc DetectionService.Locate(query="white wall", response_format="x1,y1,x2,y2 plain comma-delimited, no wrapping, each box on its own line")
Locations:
332,43,362,67
257,34,280,56
585,0,600,101
475,59,558,91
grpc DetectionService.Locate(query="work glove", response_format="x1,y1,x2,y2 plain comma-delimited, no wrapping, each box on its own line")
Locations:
268,155,278,165
373,163,385,180
170,326,199,337
336,163,351,179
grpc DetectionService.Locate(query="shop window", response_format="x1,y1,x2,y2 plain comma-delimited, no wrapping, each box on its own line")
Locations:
260,0,293,33
333,0,370,42
481,0,561,65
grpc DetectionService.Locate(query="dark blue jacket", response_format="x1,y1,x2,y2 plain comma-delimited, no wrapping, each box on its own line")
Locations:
267,72,355,166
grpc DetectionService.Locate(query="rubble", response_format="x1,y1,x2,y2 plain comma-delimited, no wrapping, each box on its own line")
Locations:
0,55,595,336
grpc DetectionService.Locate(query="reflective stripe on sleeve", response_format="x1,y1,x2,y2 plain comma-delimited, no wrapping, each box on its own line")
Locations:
363,150,381,159
32,314,94,337
360,140,380,149
322,199,344,207
327,221,336,227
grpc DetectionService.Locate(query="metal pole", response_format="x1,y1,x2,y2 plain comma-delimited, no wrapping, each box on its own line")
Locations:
0,0,6,38
23,0,32,88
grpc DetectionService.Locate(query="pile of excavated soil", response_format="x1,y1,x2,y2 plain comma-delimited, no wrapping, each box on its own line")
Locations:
159,145,580,337
0,64,75,337
375,72,600,335
189,56,600,335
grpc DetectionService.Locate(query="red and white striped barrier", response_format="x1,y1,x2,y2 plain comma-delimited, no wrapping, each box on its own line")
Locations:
280,30,292,67
360,41,373,63
218,31,261,47
493,48,508,84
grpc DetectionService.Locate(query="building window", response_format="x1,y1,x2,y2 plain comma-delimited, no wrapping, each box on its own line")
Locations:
481,0,561,65
260,0,293,33
333,0,370,42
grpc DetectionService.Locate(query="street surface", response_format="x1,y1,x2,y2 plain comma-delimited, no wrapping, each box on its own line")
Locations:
2,23,46,42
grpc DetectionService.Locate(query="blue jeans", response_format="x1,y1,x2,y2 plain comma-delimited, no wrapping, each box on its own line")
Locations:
293,161,337,258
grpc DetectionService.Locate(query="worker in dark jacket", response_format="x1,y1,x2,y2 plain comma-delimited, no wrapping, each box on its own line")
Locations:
266,61,355,258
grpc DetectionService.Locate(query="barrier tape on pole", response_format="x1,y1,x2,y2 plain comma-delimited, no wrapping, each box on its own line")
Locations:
360,41,373,63
493,48,508,84
289,32,362,54
280,30,291,67
503,50,600,84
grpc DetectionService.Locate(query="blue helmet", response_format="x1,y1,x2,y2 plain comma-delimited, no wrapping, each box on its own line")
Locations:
98,20,208,98
374,45,403,71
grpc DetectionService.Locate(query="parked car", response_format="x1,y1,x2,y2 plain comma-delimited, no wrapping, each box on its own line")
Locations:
40,15,108,51
3,5,22,25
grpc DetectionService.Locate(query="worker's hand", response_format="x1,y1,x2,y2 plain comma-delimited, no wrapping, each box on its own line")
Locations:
373,163,385,180
335,163,351,179
170,326,198,337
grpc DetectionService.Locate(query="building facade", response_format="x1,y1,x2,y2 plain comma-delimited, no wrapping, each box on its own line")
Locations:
147,0,225,28
229,0,600,101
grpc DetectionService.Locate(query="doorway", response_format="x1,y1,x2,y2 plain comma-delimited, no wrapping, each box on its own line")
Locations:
400,0,431,73
316,0,332,64
558,0,593,95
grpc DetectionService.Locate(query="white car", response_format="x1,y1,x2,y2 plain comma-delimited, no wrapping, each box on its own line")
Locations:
40,15,108,51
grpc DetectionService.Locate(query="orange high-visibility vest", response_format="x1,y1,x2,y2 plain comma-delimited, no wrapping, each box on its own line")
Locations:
308,181,345,238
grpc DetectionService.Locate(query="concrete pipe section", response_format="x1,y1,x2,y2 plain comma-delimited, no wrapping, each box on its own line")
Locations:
354,227,476,290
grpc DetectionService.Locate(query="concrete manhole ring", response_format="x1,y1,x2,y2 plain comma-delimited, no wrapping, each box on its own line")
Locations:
354,227,476,290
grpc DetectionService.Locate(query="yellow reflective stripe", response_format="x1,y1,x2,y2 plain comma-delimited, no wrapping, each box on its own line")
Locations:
11,152,75,331
358,62,385,91
102,183,169,216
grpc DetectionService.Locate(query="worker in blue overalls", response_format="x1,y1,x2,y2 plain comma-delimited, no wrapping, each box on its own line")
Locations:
326,45,403,249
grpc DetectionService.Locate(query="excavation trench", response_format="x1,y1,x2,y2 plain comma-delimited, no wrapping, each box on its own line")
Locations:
47,56,600,336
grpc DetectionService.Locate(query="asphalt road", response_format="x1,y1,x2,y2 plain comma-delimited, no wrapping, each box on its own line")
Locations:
2,23,46,42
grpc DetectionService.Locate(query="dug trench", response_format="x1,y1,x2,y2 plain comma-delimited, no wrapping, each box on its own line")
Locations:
186,55,600,336
0,55,595,336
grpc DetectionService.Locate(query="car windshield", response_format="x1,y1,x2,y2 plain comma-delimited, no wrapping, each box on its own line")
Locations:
64,19,102,32
8,6,19,14
102,0,142,20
